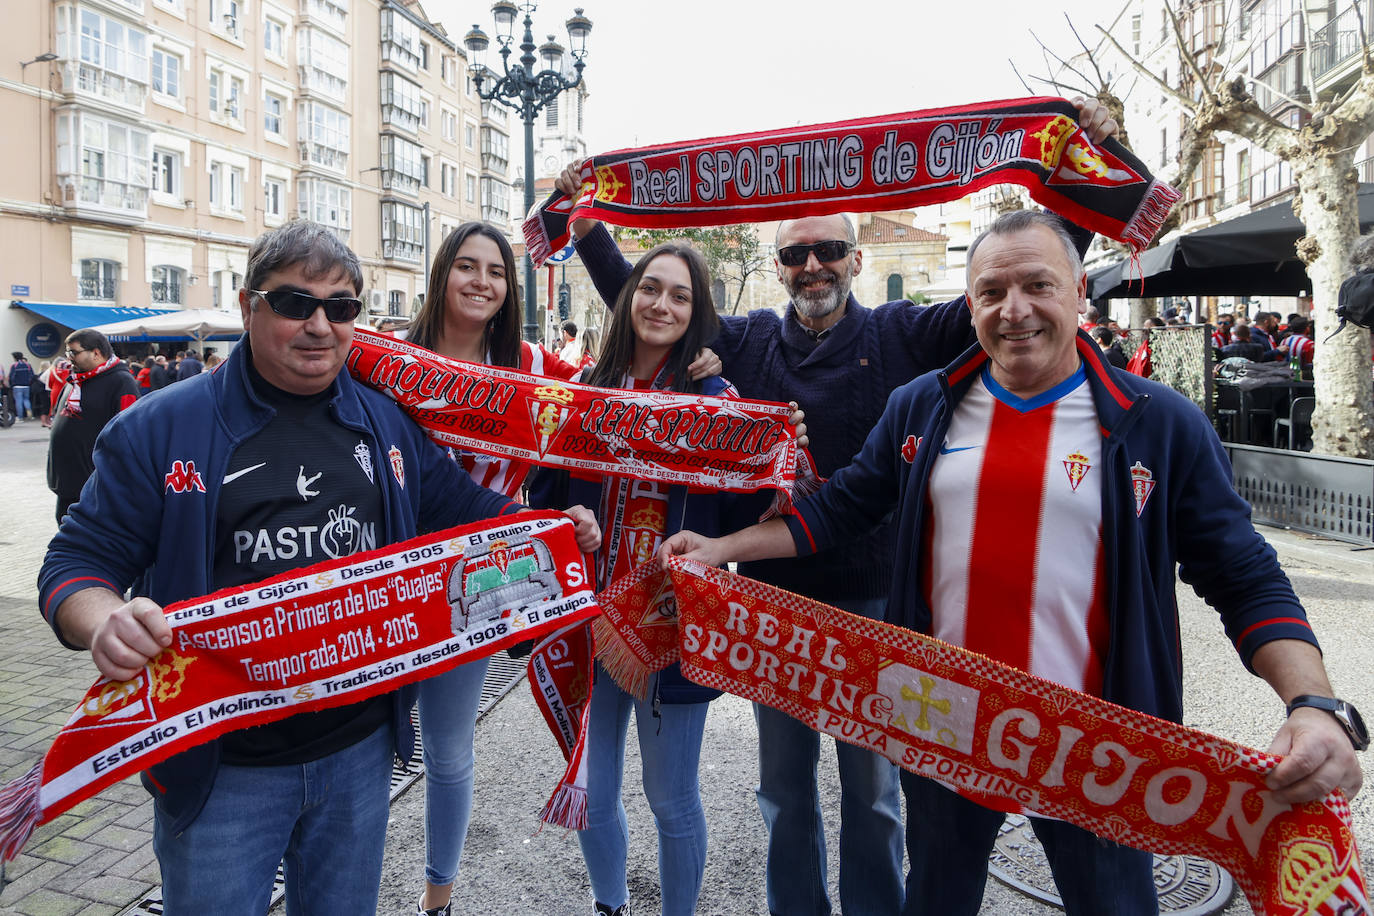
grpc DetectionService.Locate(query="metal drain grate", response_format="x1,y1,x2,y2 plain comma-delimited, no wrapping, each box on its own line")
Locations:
115,656,528,916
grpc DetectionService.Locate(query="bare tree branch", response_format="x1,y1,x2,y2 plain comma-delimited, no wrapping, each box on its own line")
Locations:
1065,14,1113,90
1164,0,1220,106
1009,59,1038,95
1097,24,1197,112
1031,29,1101,90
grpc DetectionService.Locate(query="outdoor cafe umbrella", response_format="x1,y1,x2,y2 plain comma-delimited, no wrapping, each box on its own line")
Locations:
88,308,244,351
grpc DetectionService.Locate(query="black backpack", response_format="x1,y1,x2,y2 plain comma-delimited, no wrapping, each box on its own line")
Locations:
9,360,32,387
1334,272,1374,334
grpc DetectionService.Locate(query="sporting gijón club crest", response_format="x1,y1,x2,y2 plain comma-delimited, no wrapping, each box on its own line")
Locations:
529,383,577,457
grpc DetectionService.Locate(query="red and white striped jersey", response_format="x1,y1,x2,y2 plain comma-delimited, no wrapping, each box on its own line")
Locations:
923,367,1109,697
458,341,580,497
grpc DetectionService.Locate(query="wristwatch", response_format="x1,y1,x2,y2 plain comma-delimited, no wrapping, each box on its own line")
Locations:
1285,695,1370,751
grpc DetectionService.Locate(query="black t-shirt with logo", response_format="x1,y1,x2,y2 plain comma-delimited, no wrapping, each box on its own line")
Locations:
214,359,390,766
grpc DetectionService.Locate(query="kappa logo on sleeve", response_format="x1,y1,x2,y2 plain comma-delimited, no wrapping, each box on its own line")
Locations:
901,435,921,464
164,460,207,494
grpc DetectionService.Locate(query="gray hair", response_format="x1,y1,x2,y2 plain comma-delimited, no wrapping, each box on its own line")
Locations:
968,210,1083,277
1350,232,1374,274
775,213,857,248
243,220,363,296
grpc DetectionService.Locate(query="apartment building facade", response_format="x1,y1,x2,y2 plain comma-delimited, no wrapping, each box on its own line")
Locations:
1,0,503,357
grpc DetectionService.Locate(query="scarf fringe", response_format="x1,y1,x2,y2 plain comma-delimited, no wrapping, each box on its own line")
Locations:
539,782,587,831
0,762,43,862
592,616,653,701
1122,180,1181,254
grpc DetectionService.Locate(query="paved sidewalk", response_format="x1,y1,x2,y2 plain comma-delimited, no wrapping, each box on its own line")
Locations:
0,419,1369,914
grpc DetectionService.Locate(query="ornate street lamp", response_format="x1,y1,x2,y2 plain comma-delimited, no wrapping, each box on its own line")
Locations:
465,3,591,343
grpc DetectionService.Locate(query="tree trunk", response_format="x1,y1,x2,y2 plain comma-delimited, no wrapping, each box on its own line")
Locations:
1127,298,1156,328
1292,156,1374,457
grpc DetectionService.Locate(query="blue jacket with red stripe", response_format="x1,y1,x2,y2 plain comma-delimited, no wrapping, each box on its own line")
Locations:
38,338,520,834
783,330,1318,724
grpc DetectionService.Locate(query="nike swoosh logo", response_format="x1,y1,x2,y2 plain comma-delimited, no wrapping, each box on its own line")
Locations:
939,444,979,455
223,462,267,485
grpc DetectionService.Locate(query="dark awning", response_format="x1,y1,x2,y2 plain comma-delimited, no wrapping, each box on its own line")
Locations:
11,301,174,330
1088,185,1374,299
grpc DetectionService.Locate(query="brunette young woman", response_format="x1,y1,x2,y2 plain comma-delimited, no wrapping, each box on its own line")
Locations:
529,242,798,916
407,223,718,916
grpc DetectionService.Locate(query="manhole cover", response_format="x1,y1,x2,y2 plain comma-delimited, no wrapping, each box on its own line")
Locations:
989,814,1233,914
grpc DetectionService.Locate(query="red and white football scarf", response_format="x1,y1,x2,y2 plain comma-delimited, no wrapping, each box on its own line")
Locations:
585,558,1367,916
61,356,125,417
527,623,595,829
348,329,811,504
523,97,1179,268
0,512,598,861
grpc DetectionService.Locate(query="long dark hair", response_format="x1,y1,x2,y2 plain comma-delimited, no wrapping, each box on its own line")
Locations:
408,221,522,368
585,244,719,394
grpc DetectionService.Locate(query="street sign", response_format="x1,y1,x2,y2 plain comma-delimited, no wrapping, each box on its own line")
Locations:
11,284,30,296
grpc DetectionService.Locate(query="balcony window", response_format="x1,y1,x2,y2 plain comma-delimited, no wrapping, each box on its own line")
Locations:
56,112,149,215
298,177,351,240
303,0,348,35
79,259,119,301
151,265,185,304
380,71,423,134
381,200,424,262
298,101,350,171
380,8,421,71
380,134,423,195
298,27,348,102
481,127,508,174
57,7,149,110
480,177,509,224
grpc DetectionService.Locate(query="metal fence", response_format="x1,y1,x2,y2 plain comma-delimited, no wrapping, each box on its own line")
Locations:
1227,444,1374,545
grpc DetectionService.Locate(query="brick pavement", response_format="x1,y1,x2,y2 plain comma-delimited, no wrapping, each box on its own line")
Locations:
1,416,1370,915
0,421,162,915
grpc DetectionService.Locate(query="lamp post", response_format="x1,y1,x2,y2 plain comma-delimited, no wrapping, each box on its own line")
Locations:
465,3,590,343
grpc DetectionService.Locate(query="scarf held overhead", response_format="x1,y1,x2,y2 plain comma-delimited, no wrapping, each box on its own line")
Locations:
0,512,598,861
524,97,1179,267
586,559,1365,916
348,329,807,499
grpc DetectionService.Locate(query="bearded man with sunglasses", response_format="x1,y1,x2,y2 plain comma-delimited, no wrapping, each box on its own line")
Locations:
39,220,600,914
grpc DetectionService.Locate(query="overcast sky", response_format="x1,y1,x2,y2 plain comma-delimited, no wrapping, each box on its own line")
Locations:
424,0,1123,153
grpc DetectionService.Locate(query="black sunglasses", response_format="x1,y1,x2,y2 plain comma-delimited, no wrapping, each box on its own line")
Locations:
777,240,853,268
252,289,363,323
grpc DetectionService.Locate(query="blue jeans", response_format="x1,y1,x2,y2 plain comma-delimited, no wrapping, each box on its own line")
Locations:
154,722,394,915
755,594,904,916
579,664,710,916
12,385,29,418
418,655,489,886
901,772,1158,915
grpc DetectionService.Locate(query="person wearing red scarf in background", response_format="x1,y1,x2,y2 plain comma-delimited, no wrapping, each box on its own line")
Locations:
47,329,138,523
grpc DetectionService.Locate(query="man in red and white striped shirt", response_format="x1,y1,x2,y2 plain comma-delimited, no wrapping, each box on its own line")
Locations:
662,210,1363,916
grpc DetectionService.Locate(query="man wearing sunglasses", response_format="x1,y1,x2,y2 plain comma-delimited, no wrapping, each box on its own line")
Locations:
39,220,600,915
554,96,1119,916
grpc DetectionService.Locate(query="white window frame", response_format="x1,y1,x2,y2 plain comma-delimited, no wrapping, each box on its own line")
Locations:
150,264,186,305
263,90,286,141
206,57,250,129
263,12,288,62
151,47,181,102
441,107,457,143
79,258,120,301
298,101,350,172
463,119,476,151
150,147,181,204
297,177,352,237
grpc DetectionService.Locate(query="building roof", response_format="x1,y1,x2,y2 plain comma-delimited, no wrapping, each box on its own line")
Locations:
858,216,946,245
